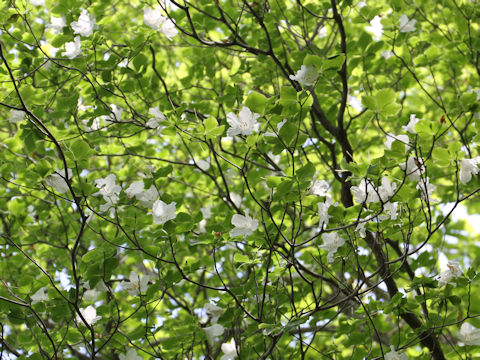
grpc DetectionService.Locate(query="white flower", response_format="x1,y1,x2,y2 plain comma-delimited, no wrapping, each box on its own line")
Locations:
221,338,238,360
76,305,101,326
385,133,409,151
318,197,334,228
457,323,480,346
320,232,345,263
144,8,164,30
152,200,177,224
120,271,150,296
384,346,408,360
416,176,435,200
318,26,328,39
30,0,45,5
9,109,24,123
83,117,101,132
379,202,399,221
77,97,91,112
438,261,462,287
196,159,210,171
31,287,49,304
125,181,144,199
399,157,425,181
377,176,396,202
348,94,363,112
355,221,366,238
230,209,259,238
48,16,66,33
366,15,383,41
137,186,159,208
309,179,329,196
107,104,123,122
204,303,223,323
399,14,416,33
351,178,379,204
161,19,178,41
45,168,73,194
149,106,166,121
226,106,260,137
459,157,480,184
95,174,121,201
381,50,394,60
204,324,225,344
119,348,142,360
402,114,420,134
62,36,82,59
289,65,318,87
146,106,166,133
229,192,243,208
201,206,213,220
71,9,96,37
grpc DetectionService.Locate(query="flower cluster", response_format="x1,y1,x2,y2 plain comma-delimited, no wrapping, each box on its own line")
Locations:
144,8,178,40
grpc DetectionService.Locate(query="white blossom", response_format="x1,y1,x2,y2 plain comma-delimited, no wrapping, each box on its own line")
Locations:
381,50,394,60
107,104,123,122
438,261,462,287
226,106,260,137
95,174,121,202
318,197,334,228
45,168,73,194
379,202,399,221
229,192,243,208
385,133,409,151
125,181,144,199
318,26,328,39
457,323,480,346
309,179,329,196
30,0,45,5
399,14,416,33
416,176,435,200
201,205,213,220
366,15,383,41
264,118,287,137
378,176,396,202
385,346,408,360
402,114,420,134
119,348,142,360
196,159,210,171
399,157,425,181
289,65,318,87
351,178,379,204
230,210,258,238
320,232,345,263
221,338,238,360
62,36,82,59
204,324,224,344
152,200,177,224
71,10,96,37
76,305,101,326
137,186,159,207
120,271,150,296
459,157,480,184
31,287,49,304
48,16,66,33
161,19,178,41
144,8,164,29
348,94,363,112
9,109,24,123
204,303,222,323
355,221,366,238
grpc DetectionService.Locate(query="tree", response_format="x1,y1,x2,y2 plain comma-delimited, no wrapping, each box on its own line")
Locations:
0,0,479,359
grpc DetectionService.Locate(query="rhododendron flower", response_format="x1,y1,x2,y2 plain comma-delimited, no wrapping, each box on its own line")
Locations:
351,178,379,204
62,37,82,59
289,65,318,87
45,168,73,194
226,106,260,136
385,346,408,360
152,200,177,224
385,133,409,151
71,10,96,37
459,157,480,184
221,338,238,360
76,305,101,326
399,14,416,33
399,157,425,181
120,271,150,296
457,323,480,346
438,260,462,287
402,114,420,134
230,210,258,238
119,348,142,360
320,232,345,263
204,324,225,344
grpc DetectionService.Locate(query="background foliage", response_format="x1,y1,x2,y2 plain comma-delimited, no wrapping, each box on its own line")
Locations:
1,0,480,359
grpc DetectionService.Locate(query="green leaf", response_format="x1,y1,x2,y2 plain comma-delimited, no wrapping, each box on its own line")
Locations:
245,92,268,114
71,140,94,160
